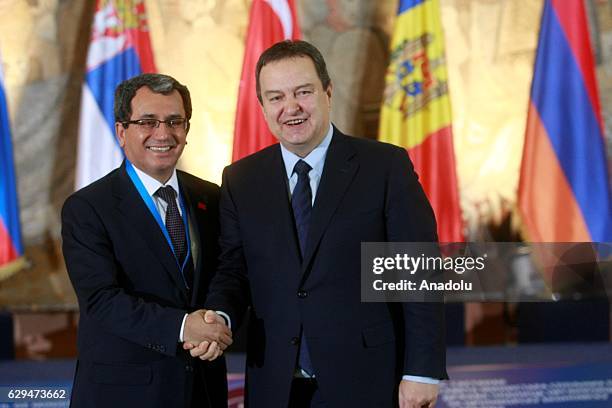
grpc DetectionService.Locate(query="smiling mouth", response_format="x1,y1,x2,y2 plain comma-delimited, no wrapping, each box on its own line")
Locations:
284,118,307,126
146,146,174,153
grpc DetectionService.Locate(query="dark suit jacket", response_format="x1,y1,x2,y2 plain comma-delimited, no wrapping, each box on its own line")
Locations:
62,163,227,408
207,128,448,407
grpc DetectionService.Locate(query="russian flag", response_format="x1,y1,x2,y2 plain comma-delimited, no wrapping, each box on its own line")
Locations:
0,48,25,278
231,0,300,162
75,0,156,190
518,0,611,243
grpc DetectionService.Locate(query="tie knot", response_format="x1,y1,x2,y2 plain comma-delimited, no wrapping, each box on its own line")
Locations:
293,160,312,176
155,186,177,203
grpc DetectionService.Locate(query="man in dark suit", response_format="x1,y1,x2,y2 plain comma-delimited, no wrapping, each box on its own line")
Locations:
62,73,232,408
189,41,447,407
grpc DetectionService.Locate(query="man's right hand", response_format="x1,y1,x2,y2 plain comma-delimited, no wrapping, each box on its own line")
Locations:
183,309,232,354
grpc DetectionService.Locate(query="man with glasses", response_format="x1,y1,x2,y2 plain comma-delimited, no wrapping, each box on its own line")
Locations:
62,73,231,407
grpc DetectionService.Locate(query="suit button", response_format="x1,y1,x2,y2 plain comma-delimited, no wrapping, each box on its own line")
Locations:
291,337,300,345
297,290,308,298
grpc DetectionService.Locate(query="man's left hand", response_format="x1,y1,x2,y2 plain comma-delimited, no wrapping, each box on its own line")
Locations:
398,380,439,408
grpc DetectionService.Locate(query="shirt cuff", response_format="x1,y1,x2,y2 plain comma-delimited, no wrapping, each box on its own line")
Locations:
402,375,440,384
179,313,188,342
215,311,231,329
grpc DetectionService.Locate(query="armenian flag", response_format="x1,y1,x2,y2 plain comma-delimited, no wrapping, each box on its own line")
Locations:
518,0,611,243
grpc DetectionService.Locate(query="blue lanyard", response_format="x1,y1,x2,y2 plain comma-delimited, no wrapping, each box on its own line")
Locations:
125,161,192,287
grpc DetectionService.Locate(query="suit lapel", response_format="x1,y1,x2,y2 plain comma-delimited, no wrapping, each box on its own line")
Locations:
178,175,209,306
301,131,358,275
266,147,304,271
113,163,189,299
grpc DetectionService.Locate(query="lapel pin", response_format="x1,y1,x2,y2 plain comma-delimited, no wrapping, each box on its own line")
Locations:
197,202,207,211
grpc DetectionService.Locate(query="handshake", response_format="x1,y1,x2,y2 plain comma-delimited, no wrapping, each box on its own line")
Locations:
182,309,233,361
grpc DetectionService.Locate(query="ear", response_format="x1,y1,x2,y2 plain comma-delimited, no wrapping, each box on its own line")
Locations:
115,122,126,148
325,82,333,99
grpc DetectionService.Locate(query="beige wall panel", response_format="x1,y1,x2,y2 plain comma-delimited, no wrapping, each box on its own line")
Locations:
145,0,248,184
441,0,542,234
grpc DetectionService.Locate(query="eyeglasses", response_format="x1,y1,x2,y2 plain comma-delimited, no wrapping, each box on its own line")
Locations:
122,118,188,130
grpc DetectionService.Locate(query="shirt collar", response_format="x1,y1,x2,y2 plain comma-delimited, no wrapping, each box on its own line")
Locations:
280,123,333,179
132,165,180,198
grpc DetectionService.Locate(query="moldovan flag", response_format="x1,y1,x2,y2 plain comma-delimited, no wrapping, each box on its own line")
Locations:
75,0,156,190
0,48,25,278
232,0,300,161
518,0,611,243
378,0,463,242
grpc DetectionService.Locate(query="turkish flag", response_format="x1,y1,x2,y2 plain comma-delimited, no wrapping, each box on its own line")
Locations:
232,0,301,162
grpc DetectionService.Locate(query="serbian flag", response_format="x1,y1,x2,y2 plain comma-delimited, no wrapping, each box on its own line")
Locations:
518,0,611,243
378,0,463,243
0,48,25,278
75,0,156,190
232,0,300,162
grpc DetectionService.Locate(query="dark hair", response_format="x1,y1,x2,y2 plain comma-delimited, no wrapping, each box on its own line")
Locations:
114,73,192,125
255,40,331,104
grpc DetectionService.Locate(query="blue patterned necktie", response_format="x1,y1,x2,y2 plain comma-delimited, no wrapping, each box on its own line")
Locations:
291,159,314,376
